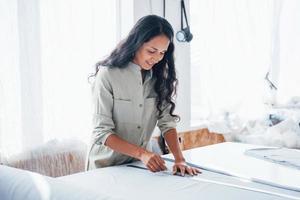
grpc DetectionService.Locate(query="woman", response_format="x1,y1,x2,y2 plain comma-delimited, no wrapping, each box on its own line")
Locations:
87,15,200,176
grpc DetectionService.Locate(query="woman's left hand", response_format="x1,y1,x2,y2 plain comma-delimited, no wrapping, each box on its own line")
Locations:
173,160,201,176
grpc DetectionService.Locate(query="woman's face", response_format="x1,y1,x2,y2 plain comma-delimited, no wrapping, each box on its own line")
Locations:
133,34,170,70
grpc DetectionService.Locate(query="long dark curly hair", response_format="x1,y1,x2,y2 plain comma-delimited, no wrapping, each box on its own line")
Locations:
93,15,179,121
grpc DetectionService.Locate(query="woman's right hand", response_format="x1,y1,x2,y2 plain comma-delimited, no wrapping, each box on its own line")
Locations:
140,150,167,172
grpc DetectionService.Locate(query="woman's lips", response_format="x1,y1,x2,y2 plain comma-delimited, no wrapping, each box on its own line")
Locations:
146,61,154,66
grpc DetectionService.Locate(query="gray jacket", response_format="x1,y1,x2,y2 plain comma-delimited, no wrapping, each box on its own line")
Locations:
86,62,177,170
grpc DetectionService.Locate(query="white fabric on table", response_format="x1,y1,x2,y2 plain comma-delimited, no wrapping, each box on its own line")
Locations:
1,142,299,200
58,161,292,200
0,165,117,200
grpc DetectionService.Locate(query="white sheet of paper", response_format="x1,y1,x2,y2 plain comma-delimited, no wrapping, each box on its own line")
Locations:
128,160,300,199
163,142,300,193
244,147,300,170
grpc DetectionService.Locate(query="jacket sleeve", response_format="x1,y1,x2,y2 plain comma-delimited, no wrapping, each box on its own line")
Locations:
91,68,116,145
157,102,177,137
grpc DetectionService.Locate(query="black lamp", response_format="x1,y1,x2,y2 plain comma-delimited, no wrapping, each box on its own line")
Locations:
176,0,193,42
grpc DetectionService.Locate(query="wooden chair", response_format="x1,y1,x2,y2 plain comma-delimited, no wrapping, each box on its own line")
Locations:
154,128,225,154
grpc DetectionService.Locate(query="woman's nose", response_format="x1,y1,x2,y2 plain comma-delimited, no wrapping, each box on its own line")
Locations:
152,53,163,63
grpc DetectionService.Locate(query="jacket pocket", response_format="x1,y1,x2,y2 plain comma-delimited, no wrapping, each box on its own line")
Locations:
113,99,133,123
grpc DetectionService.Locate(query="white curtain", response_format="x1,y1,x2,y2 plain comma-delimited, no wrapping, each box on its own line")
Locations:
190,0,300,125
0,0,118,157
275,0,300,104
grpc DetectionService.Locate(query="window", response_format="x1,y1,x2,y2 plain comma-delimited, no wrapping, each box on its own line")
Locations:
190,0,300,126
0,0,133,156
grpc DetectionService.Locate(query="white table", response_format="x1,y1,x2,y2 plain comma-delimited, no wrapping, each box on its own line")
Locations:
163,142,300,199
1,142,299,200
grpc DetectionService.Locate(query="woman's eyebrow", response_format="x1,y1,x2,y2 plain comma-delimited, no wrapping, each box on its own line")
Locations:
148,46,167,52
